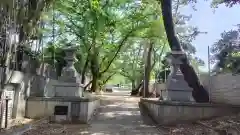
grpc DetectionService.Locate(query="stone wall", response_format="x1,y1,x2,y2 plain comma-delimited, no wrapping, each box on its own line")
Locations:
140,98,240,125
0,65,91,126
152,73,240,105
200,73,240,105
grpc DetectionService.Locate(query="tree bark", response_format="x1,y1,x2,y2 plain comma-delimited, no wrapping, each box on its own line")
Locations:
131,80,136,91
81,54,90,84
159,0,209,102
131,81,143,96
143,40,153,97
90,50,99,92
91,74,98,92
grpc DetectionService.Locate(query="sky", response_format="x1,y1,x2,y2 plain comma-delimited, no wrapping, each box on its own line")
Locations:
181,1,240,71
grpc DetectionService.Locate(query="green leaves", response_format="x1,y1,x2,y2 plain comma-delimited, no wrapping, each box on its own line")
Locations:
211,25,240,73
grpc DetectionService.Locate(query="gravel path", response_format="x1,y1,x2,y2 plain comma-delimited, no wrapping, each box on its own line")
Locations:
23,92,161,135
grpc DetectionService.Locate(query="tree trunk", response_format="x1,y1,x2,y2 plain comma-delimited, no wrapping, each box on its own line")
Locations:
90,50,99,92
91,75,98,92
143,41,153,98
0,7,11,89
130,70,145,96
0,34,7,89
131,80,136,91
81,54,90,84
104,73,116,84
131,81,143,96
159,0,209,102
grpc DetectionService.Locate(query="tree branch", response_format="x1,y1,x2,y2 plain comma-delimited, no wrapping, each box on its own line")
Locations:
99,28,136,75
66,16,88,47
119,70,134,81
102,72,116,85
83,80,93,90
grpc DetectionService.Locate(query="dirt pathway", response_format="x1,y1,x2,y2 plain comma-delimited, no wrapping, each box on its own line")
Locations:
79,93,160,135
22,92,161,135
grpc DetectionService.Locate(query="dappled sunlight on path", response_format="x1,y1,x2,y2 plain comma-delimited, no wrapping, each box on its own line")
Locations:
76,93,160,135
22,92,160,135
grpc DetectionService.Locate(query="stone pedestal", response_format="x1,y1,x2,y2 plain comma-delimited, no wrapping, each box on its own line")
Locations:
161,51,193,102
53,83,83,97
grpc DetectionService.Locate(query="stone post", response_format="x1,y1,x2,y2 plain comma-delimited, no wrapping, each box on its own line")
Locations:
161,51,193,102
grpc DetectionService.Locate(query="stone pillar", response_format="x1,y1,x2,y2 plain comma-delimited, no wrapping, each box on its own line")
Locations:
161,51,193,102
59,44,80,83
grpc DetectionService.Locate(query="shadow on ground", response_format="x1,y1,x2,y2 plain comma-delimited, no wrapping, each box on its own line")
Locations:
22,92,160,135
75,93,160,135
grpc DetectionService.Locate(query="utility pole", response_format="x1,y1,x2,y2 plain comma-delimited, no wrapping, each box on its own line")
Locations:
208,46,211,103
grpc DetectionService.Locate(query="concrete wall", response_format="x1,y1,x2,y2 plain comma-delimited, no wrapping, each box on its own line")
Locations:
152,73,240,105
200,73,240,105
0,65,91,127
140,98,240,125
25,97,100,123
1,70,48,117
0,70,36,126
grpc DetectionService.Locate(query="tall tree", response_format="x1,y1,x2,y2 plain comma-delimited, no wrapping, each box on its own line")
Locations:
211,25,240,74
0,0,53,88
159,0,209,102
54,0,158,92
211,0,240,7
143,40,154,97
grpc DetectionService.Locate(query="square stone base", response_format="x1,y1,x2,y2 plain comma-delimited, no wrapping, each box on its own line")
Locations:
53,82,83,97
162,90,193,102
58,76,81,83
28,97,100,124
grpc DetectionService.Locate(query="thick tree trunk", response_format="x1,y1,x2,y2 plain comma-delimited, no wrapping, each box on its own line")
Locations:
90,50,99,92
143,41,153,97
130,73,142,95
0,36,7,89
159,0,209,102
81,54,90,84
91,75,98,92
131,81,143,96
131,80,136,91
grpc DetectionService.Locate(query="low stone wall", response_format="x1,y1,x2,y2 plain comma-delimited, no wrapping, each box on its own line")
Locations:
140,98,240,125
201,73,240,105
152,73,240,105
25,97,100,124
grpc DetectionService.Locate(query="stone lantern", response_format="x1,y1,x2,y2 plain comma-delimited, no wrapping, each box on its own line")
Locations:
161,51,193,102
48,43,83,97
59,44,80,83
